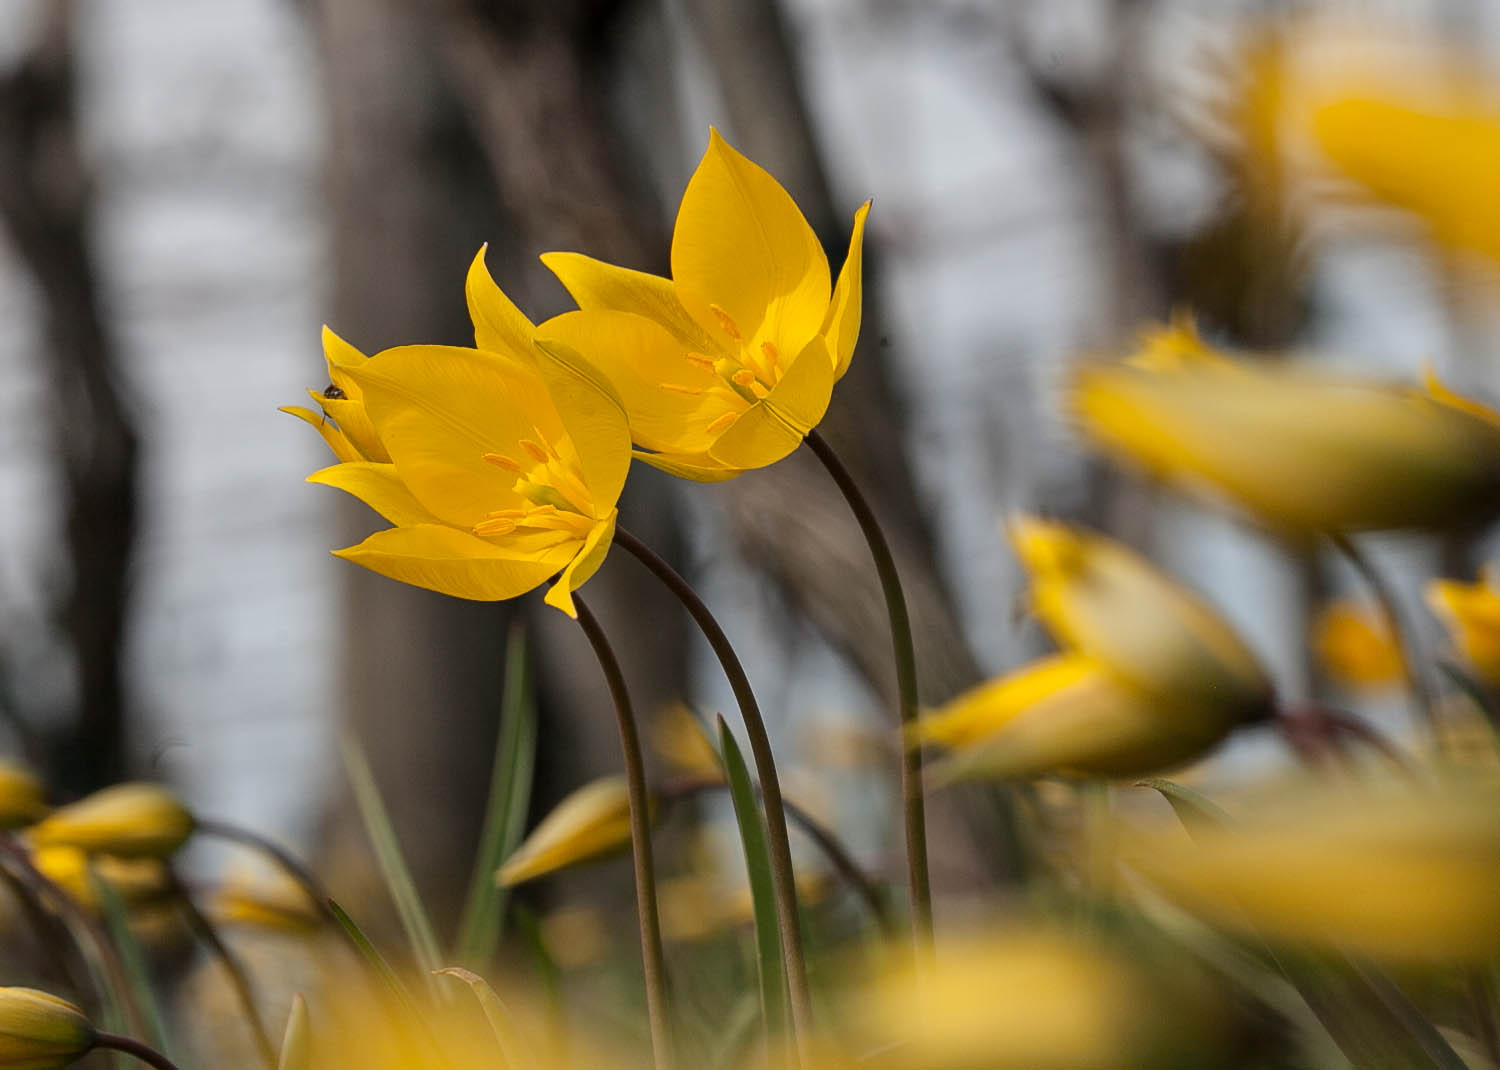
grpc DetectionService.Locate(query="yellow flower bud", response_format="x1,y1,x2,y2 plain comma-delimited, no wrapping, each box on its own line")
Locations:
1008,517,1273,725
496,777,637,887
29,845,171,913
1122,786,1500,962
208,865,320,935
0,987,96,1068
29,783,195,860
1073,327,1500,533
1312,599,1403,690
1428,568,1500,689
0,762,47,830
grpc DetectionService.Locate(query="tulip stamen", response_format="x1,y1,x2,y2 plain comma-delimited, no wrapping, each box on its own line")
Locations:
473,517,519,536
760,340,782,380
519,438,551,464
708,303,742,340
685,352,716,369
706,411,739,435
660,382,704,396
483,452,525,474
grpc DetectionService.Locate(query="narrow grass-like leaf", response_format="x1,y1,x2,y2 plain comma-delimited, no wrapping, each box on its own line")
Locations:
325,897,424,1016
716,714,789,1047
455,622,537,967
434,966,531,1064
89,864,172,1056
1135,777,1232,839
511,902,565,1053
340,735,444,983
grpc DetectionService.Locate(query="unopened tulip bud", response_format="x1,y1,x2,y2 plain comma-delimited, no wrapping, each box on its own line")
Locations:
30,783,195,860
0,762,47,829
0,987,96,1068
497,777,637,887
277,995,310,1070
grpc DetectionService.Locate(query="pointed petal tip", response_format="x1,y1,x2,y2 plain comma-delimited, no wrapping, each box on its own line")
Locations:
543,579,580,619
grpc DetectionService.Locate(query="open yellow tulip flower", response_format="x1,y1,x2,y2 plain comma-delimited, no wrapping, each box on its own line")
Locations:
1122,786,1500,963
1074,323,1500,533
537,129,869,480
1428,567,1500,690
304,259,631,618
279,326,388,463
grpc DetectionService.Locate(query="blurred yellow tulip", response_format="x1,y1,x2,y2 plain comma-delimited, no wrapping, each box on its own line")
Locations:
29,783,194,860
538,129,869,480
1428,568,1500,689
0,987,96,1069
0,762,47,829
1312,599,1403,690
1122,786,1500,962
29,845,171,913
497,776,638,887
1074,323,1500,533
208,864,320,935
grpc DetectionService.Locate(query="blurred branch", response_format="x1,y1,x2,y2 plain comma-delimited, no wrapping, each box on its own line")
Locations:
0,0,138,791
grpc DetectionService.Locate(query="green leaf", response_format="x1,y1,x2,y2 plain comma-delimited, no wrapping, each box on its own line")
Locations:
325,897,424,1016
434,966,531,1065
89,863,173,1057
340,735,444,985
1135,777,1233,840
455,622,537,968
716,715,789,1047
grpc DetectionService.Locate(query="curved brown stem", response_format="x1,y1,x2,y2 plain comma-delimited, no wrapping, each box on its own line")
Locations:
96,1031,180,1070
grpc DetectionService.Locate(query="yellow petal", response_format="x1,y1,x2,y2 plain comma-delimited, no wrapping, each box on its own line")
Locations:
30,783,195,859
707,335,834,470
465,245,536,355
1312,600,1403,689
333,523,564,602
306,462,444,527
632,449,743,483
530,338,631,511
671,129,830,365
322,325,369,397
538,310,742,455
280,405,363,463
825,200,870,381
0,761,46,828
543,511,617,618
345,345,560,527
1428,574,1500,689
496,776,637,886
0,988,97,1064
913,654,1097,748
540,251,719,355
316,394,389,463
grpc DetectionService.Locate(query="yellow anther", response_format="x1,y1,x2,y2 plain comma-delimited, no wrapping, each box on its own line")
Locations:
760,340,781,369
708,303,742,340
473,517,518,537
485,509,526,520
750,381,770,400
519,438,550,464
660,382,704,396
706,411,739,435
731,369,757,387
685,352,716,369
483,453,525,473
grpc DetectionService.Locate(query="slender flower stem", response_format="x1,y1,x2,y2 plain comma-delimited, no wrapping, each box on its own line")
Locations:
96,1032,181,1070
574,594,674,1070
0,837,148,1037
614,529,815,1063
166,869,276,1069
660,776,894,935
802,430,933,948
1327,533,1442,750
196,820,345,932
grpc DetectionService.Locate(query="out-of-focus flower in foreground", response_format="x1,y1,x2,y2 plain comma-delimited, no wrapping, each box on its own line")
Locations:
497,776,637,887
826,928,1227,1069
1122,786,1500,962
1428,567,1500,689
0,987,96,1069
1312,599,1403,691
279,327,388,463
29,845,171,914
29,783,194,860
539,129,869,480
305,262,631,617
0,762,47,829
1074,322,1500,533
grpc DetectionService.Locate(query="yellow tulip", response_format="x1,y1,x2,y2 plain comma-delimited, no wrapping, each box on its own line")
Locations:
1074,323,1500,533
305,256,631,617
0,988,96,1068
0,762,47,829
1312,599,1403,690
29,845,171,913
1010,518,1273,725
1428,568,1500,689
1122,786,1500,962
537,129,869,480
29,783,194,860
208,864,320,934
279,327,389,463
497,776,638,887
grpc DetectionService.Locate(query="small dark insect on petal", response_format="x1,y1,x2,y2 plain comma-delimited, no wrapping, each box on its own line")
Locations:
323,383,347,399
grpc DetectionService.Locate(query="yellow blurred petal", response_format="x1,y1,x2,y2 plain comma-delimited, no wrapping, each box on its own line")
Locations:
30,783,195,860
538,310,740,456
540,251,719,355
334,524,565,602
280,406,363,464
671,129,830,365
1423,365,1500,431
542,512,616,619
1428,573,1500,689
465,245,537,356
278,995,311,1070
307,462,445,527
652,703,723,778
346,345,562,527
0,761,47,829
914,654,1098,748
529,338,631,510
497,777,636,886
825,200,870,381
707,336,834,470
1312,600,1403,689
